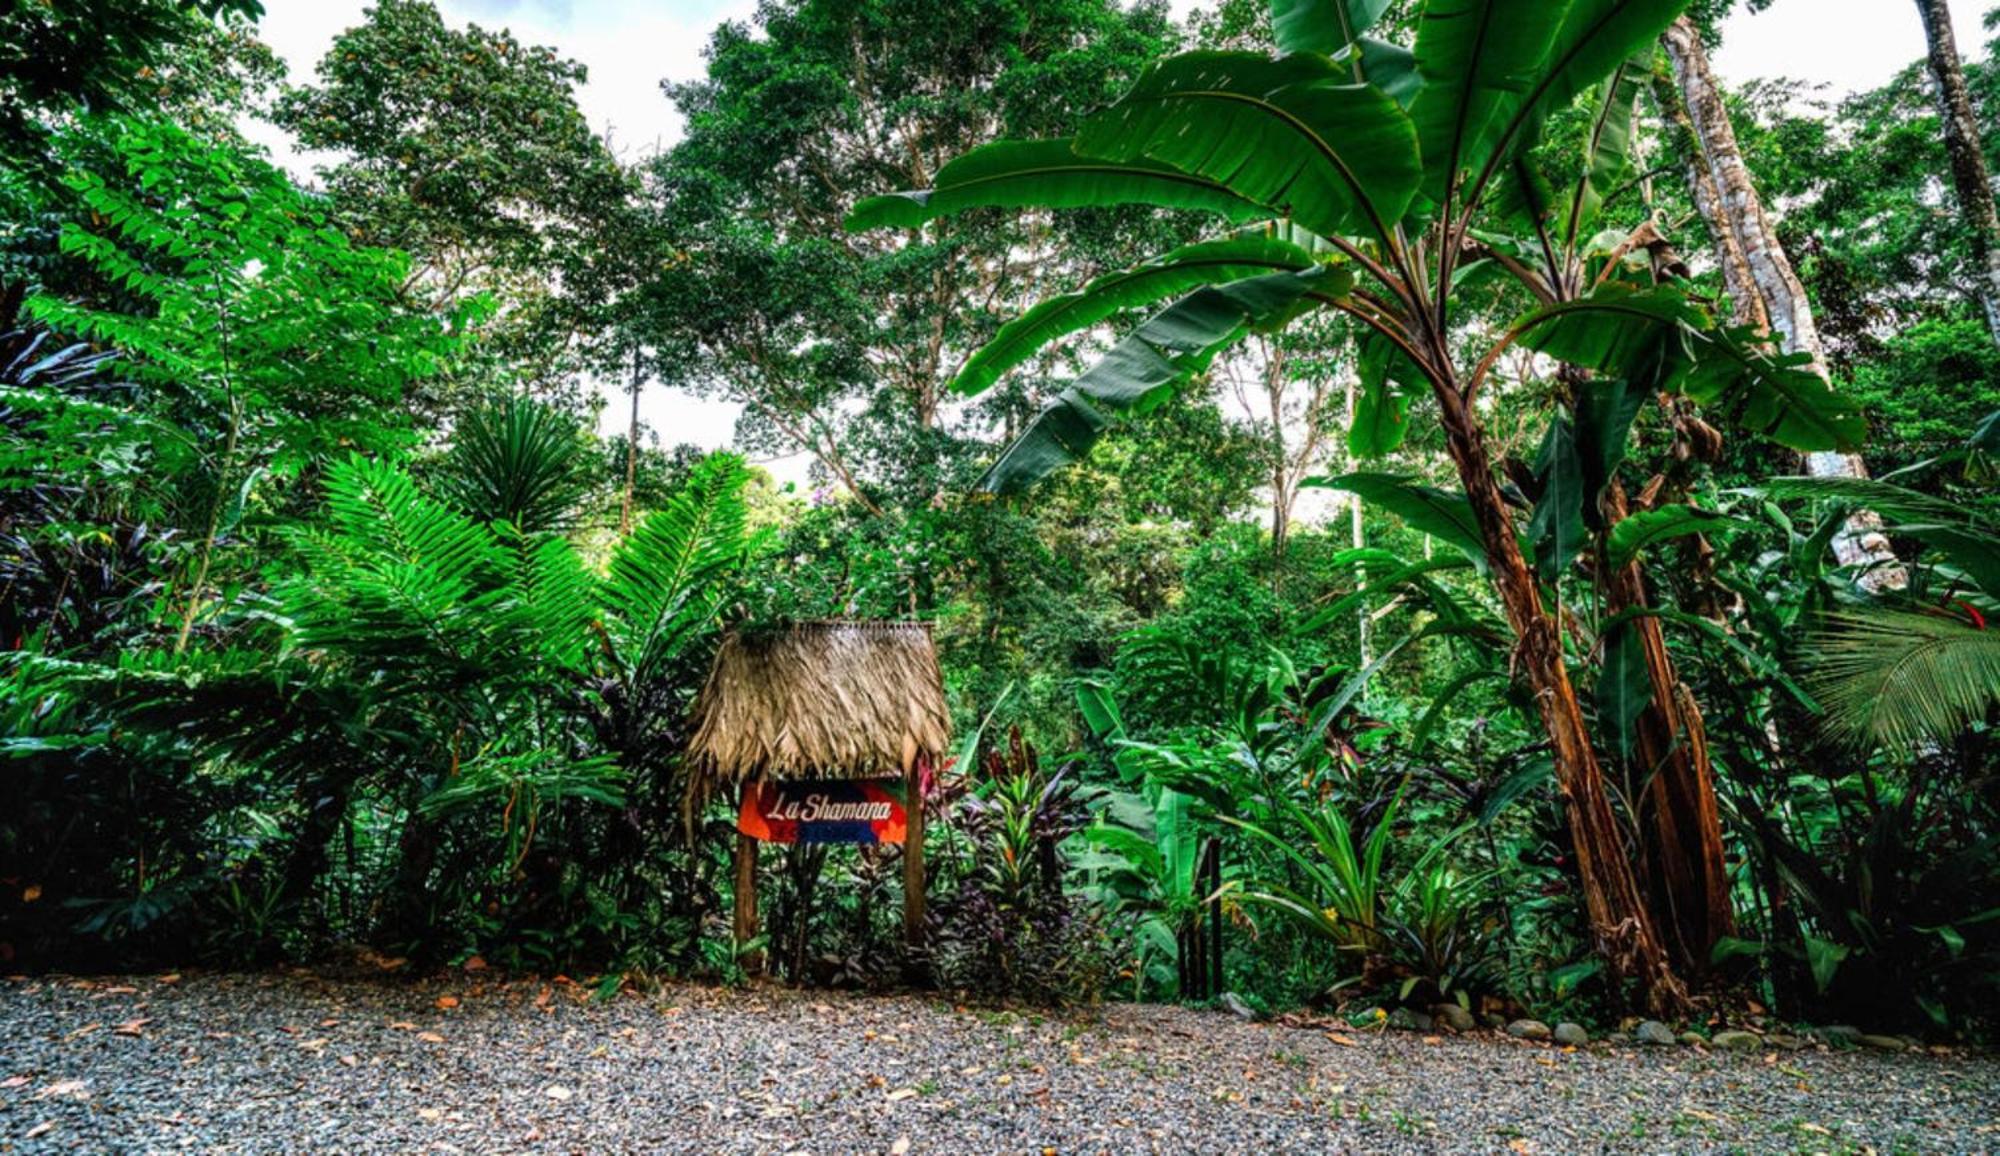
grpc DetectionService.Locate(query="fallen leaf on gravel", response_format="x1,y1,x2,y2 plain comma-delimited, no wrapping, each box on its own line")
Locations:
534,987,552,1010
36,1080,88,1101
157,974,180,984
885,1087,916,1102
417,1108,442,1122
462,956,487,972
113,1018,149,1037
2,1076,28,1089
318,1018,339,1027
417,1032,445,1044
66,1023,100,1039
1422,1036,1442,1045
546,1085,573,1102
99,985,137,995
1324,1033,1356,1047
1506,1140,1532,1154
434,996,459,1010
338,1055,357,1067
24,1122,53,1139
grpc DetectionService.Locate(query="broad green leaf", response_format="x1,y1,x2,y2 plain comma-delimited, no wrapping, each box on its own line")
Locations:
1468,1,1689,214
845,139,1270,232
953,234,1335,397
1075,681,1124,739
1680,327,1865,452
1804,934,1850,995
1605,505,1751,569
980,269,1332,493
1512,286,1866,452
1596,620,1651,758
1565,54,1648,245
1076,51,1422,242
1306,472,1489,570
1349,38,1424,108
1271,0,1393,56
1347,328,1419,458
1571,376,1647,529
1898,525,2000,600
1528,416,1586,579
1479,754,1555,824
1409,0,1568,205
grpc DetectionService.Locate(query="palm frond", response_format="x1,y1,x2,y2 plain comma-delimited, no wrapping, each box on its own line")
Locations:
600,452,757,683
1806,610,2000,752
438,399,593,532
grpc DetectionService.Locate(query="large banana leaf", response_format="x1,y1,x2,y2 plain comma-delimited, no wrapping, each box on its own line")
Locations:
1605,504,1752,569
1511,286,1865,452
980,268,1334,493
1305,471,1489,569
1408,0,1568,205
952,233,1339,397
1564,53,1648,244
844,139,1271,232
1527,416,1586,579
1348,327,1422,457
1271,0,1394,56
1074,51,1422,242
1571,376,1647,529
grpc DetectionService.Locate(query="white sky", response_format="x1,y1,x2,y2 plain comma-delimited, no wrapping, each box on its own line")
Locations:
244,0,1991,492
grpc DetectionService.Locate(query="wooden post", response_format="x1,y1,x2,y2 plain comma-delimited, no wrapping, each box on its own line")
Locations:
902,756,927,973
733,783,762,976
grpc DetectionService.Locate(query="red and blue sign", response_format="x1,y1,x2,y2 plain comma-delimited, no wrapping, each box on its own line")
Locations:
737,779,909,845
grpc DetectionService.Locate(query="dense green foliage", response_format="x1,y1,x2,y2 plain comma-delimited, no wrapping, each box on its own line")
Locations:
2,0,1995,1041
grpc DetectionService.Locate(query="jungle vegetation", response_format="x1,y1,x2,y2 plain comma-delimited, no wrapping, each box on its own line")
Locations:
2,0,1997,1037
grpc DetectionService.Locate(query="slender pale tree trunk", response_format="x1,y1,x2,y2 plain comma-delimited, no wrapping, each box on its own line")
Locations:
1916,0,2000,344
621,346,642,536
1662,18,1904,590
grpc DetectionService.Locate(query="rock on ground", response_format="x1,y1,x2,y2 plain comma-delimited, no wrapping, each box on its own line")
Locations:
2,973,1996,1154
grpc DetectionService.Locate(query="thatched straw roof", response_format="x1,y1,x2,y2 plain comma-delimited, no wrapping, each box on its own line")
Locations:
688,621,950,783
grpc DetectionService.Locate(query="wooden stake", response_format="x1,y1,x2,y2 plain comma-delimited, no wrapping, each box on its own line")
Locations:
733,788,762,975
902,757,927,973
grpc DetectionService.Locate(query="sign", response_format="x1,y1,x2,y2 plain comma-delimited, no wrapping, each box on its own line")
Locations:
737,778,908,845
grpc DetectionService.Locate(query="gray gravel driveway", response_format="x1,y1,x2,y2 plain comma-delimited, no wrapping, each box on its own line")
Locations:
2,972,1995,1153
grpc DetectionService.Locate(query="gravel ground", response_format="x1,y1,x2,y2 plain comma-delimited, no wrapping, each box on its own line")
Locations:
1,972,1995,1154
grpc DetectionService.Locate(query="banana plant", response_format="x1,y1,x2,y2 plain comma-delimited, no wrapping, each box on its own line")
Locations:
845,0,1868,1014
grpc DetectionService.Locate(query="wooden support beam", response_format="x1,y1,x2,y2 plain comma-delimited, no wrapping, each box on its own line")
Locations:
902,758,928,980
733,791,762,975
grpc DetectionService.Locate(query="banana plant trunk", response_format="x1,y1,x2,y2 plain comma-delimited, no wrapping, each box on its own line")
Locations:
1661,18,1903,591
1915,0,2000,345
1601,481,1736,971
1437,391,1689,1017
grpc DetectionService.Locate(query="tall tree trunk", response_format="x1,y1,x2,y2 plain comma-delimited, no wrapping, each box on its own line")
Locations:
1916,0,2000,344
1436,390,1688,1017
621,346,642,536
1662,18,1905,591
1602,479,1736,971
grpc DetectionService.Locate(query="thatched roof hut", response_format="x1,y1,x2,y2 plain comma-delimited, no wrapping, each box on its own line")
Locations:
688,620,950,785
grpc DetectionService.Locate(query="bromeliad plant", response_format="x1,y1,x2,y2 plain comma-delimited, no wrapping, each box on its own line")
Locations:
848,0,1870,1013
